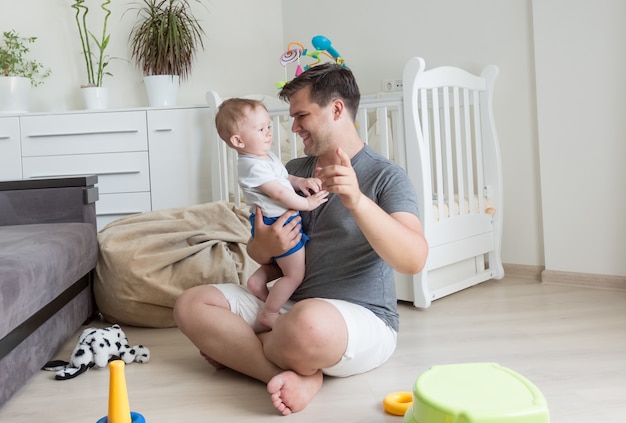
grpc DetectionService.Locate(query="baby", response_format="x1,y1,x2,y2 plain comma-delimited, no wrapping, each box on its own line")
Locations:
215,98,328,329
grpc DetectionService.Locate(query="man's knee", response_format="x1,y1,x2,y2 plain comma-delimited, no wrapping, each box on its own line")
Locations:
267,299,347,370
287,299,345,336
173,287,194,328
173,285,228,329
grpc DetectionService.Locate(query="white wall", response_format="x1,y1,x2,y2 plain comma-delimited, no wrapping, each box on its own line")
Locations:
533,0,626,276
1,0,284,111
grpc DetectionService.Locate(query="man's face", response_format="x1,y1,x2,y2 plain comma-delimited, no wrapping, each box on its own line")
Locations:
288,86,335,157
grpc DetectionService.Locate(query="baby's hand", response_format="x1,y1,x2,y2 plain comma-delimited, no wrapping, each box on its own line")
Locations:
304,190,329,211
297,177,324,196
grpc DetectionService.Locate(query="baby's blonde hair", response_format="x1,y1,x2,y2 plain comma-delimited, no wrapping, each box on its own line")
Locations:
215,98,268,146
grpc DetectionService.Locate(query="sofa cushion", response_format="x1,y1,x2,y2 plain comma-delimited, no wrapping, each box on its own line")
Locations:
0,223,97,340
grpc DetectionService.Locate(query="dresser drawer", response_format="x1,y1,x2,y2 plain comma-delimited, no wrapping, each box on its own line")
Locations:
22,152,150,194
20,111,147,156
96,192,152,230
0,117,22,180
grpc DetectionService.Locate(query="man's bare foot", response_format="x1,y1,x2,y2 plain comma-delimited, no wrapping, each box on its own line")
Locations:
199,351,227,370
267,370,323,415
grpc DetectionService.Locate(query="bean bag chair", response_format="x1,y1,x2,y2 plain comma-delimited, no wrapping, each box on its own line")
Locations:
94,201,259,327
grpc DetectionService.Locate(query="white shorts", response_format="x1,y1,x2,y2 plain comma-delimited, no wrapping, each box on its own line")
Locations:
212,283,398,377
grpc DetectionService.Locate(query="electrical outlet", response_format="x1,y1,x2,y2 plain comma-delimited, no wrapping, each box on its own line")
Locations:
382,79,403,92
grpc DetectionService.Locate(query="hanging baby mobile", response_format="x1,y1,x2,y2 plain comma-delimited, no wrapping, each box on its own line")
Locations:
277,35,347,89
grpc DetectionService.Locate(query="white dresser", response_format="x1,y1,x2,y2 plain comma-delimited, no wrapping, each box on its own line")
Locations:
0,106,213,229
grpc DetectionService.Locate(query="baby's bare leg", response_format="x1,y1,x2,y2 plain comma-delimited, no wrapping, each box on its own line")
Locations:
258,249,306,329
247,264,282,301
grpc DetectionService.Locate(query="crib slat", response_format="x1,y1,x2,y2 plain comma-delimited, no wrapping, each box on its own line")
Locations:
357,108,369,144
391,106,406,167
289,118,299,159
290,132,298,159
452,87,466,215
272,115,282,161
377,106,390,158
473,90,485,214
431,88,445,221
464,88,476,214
228,148,240,206
419,88,436,222
442,86,455,216
216,135,229,203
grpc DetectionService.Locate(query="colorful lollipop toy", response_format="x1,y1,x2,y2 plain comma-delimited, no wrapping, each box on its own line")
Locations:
277,35,347,89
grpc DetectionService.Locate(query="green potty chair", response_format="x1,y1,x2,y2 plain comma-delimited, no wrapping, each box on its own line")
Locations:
404,363,549,423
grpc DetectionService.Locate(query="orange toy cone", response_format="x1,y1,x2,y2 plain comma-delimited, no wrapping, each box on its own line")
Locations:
97,360,146,423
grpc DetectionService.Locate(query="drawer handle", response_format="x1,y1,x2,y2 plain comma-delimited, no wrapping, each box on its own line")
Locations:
29,170,141,178
154,128,173,132
27,129,139,138
0,135,10,140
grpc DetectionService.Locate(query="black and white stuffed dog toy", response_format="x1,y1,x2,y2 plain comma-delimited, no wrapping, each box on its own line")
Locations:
43,324,150,380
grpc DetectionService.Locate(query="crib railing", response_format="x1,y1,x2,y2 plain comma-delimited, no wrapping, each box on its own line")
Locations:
418,87,492,223
357,96,405,166
206,91,404,208
207,86,497,226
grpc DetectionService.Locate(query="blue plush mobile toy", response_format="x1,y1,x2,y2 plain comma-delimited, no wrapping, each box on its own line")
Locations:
277,35,347,89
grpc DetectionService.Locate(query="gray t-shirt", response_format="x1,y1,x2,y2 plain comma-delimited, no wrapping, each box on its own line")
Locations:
286,145,419,331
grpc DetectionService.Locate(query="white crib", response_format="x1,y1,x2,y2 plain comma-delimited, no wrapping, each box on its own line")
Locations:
206,56,504,308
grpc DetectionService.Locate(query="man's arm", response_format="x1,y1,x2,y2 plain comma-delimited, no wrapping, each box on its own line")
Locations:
316,148,428,274
350,197,427,274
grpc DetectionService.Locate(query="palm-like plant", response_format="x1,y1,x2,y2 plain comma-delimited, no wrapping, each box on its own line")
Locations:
128,0,205,82
71,0,112,87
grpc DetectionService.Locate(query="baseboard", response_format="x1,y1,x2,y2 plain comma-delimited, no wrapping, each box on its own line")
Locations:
541,269,626,291
503,263,544,281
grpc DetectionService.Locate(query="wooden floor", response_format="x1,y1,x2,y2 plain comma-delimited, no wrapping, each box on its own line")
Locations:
1,276,625,422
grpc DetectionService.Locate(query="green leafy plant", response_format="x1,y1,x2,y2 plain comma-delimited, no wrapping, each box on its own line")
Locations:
71,0,113,87
128,0,206,81
0,30,51,86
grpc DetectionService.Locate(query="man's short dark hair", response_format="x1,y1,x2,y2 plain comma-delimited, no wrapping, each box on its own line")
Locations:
278,63,360,121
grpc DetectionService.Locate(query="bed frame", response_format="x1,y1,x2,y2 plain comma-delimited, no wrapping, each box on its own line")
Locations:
206,56,504,308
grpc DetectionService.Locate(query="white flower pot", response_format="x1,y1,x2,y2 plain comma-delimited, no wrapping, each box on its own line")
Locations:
81,86,109,110
144,75,179,107
0,76,31,113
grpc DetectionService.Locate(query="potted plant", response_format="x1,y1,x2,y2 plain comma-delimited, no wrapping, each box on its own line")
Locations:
0,30,51,113
71,0,113,109
128,0,206,107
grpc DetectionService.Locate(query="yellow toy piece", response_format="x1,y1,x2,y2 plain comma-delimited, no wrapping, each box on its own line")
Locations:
383,391,413,416
97,360,146,423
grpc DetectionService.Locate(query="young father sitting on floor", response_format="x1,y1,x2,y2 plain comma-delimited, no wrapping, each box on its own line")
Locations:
174,62,429,415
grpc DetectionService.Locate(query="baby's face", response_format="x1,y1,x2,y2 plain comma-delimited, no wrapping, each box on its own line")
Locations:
237,106,273,157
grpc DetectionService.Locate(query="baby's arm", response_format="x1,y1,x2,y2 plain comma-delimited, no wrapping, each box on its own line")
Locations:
259,180,328,211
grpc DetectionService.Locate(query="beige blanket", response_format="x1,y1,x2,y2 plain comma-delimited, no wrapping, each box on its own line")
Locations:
94,201,259,328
